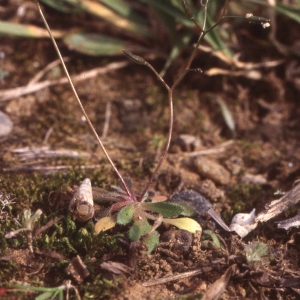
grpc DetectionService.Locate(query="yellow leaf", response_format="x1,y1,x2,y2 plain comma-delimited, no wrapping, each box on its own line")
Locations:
95,216,117,234
163,218,202,234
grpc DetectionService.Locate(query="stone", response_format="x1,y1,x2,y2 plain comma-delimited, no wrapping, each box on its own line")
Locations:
192,156,230,185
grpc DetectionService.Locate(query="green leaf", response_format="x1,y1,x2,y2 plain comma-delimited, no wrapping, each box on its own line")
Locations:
142,202,184,218
143,231,159,253
163,217,202,234
117,204,135,225
98,0,147,26
129,219,151,241
36,291,55,300
40,0,78,13
202,230,221,249
171,202,197,217
138,0,193,27
63,33,126,56
276,3,300,23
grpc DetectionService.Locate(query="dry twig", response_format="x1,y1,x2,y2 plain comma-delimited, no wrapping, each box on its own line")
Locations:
142,266,213,287
0,61,129,102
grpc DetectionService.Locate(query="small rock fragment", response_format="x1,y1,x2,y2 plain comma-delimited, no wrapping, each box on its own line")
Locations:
192,156,230,185
0,111,13,137
174,134,201,152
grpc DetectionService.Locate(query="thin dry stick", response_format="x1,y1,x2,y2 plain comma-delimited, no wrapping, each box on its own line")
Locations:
28,57,70,86
184,140,234,157
43,127,54,145
101,101,112,139
0,61,128,102
142,267,212,287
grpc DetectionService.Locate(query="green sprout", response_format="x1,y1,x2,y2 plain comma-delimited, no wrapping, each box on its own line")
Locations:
5,209,43,253
93,182,201,253
245,242,268,264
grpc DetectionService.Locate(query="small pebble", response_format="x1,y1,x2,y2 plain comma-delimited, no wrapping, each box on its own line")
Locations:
174,134,201,152
0,111,13,137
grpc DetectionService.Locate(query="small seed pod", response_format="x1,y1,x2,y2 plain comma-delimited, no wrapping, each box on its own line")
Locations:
229,209,257,238
122,50,146,65
69,178,94,222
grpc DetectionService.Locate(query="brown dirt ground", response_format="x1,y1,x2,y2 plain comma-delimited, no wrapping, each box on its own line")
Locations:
1,2,300,300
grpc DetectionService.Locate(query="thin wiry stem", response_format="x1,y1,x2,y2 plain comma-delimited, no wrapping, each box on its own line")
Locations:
138,64,172,201
35,0,133,199
139,0,215,200
201,0,209,32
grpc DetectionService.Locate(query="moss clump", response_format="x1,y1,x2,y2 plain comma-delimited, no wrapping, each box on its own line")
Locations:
0,166,130,298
